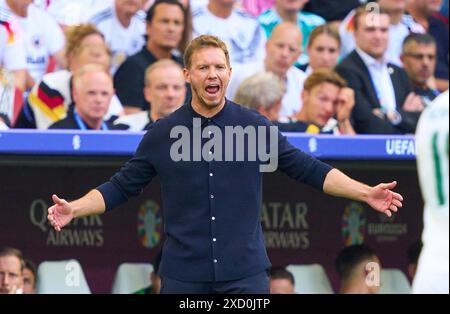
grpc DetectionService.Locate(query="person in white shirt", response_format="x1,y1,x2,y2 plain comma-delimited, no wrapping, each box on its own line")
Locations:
192,0,266,66
227,22,306,118
0,0,65,89
44,0,110,28
413,90,449,294
339,0,425,66
89,0,147,74
0,18,26,90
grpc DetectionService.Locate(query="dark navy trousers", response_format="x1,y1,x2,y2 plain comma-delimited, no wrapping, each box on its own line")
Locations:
160,271,270,294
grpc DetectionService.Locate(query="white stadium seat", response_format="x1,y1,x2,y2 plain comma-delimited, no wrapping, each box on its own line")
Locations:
36,259,91,294
111,263,153,294
379,268,411,294
286,264,334,294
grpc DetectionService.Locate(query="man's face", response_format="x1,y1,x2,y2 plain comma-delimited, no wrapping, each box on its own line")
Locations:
307,34,340,70
265,29,302,78
73,71,114,123
354,13,390,59
276,0,309,12
22,268,36,294
144,65,186,119
379,0,406,12
402,42,437,86
0,256,23,294
147,3,184,50
184,47,232,109
116,0,144,16
270,278,295,294
77,44,111,71
302,82,340,128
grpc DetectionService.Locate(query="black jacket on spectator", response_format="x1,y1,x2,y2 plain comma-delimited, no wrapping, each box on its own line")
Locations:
304,0,362,21
336,50,421,134
48,110,116,130
114,47,184,111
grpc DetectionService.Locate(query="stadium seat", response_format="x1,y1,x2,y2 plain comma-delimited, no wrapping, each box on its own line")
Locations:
379,268,411,294
286,264,334,294
111,263,153,294
36,259,91,294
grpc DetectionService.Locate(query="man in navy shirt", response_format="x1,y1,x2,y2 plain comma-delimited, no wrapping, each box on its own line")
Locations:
47,35,404,294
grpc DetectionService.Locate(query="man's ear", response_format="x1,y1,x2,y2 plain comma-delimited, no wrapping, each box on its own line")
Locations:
183,68,190,84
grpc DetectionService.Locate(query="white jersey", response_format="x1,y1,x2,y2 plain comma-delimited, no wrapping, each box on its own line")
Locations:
89,5,146,74
44,0,110,25
226,60,307,118
0,0,65,83
0,18,26,71
192,6,266,66
413,90,449,294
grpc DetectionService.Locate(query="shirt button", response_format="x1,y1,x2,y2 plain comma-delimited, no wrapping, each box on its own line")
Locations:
213,259,218,263
208,131,212,135
209,173,213,177
212,217,216,221
210,195,214,199
213,238,217,242
208,151,212,155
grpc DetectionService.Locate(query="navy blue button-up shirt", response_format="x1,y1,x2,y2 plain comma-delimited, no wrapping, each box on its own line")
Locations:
97,100,333,282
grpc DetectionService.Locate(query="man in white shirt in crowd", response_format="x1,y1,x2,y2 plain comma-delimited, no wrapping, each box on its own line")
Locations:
227,22,307,118
192,0,266,66
89,0,147,74
0,0,65,89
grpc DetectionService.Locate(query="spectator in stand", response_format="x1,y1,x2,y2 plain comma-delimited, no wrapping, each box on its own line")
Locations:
227,22,307,118
335,244,382,294
0,0,66,89
269,267,296,294
0,18,26,91
0,247,25,294
22,259,37,294
336,6,423,134
258,0,326,66
88,0,147,74
304,0,362,22
192,0,266,66
301,24,341,75
233,71,286,122
49,64,116,130
240,0,274,17
15,24,123,129
114,0,186,114
113,60,186,130
407,0,449,91
401,33,441,107
282,69,356,135
339,0,425,67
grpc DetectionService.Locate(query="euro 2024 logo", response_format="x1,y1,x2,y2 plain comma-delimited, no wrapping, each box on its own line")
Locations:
137,200,163,248
342,202,367,246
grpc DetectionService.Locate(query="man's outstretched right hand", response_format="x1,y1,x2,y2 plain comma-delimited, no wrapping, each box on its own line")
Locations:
47,194,74,231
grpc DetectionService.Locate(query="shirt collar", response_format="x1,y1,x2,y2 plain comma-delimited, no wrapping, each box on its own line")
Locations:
186,98,231,128
356,47,388,68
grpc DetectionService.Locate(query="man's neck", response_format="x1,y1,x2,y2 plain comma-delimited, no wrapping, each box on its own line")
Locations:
147,41,173,60
6,0,28,17
389,11,403,25
412,80,428,91
115,4,133,28
191,97,225,118
339,280,372,294
407,5,429,29
264,59,287,81
275,6,297,23
149,110,160,122
293,108,308,122
208,1,233,19
76,111,103,130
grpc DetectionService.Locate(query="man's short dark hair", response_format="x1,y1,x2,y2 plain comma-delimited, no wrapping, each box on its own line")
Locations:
403,33,437,51
335,245,377,280
0,247,25,271
269,267,295,285
146,0,185,23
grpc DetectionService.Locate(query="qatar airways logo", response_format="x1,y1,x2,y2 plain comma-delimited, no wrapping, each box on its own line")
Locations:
169,118,279,173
